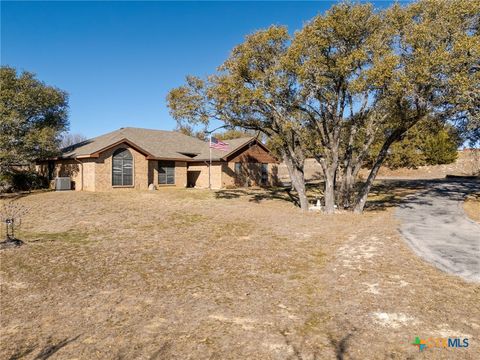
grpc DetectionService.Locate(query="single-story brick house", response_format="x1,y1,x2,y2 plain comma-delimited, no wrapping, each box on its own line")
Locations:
36,127,279,191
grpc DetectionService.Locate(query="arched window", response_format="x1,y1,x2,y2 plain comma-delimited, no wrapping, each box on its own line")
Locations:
112,148,133,186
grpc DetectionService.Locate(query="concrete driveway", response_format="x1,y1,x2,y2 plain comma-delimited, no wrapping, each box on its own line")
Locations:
396,180,480,282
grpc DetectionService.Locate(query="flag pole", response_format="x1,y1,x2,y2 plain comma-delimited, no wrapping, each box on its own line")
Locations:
205,125,229,190
208,134,212,189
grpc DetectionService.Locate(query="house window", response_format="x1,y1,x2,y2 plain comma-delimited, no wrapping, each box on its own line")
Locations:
112,148,133,186
234,162,241,174
261,163,268,185
159,161,175,185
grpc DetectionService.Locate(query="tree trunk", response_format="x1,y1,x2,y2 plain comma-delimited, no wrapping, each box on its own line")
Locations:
353,158,383,214
292,170,309,211
324,167,336,213
353,131,402,213
339,119,357,209
283,154,309,211
317,155,338,214
339,165,354,209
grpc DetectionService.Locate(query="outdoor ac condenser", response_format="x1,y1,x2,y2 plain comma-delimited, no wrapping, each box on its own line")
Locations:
55,177,71,191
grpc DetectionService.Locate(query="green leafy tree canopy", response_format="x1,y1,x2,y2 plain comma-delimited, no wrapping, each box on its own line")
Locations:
0,66,69,170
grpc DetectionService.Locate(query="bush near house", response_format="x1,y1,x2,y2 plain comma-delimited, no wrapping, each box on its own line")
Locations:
0,169,49,193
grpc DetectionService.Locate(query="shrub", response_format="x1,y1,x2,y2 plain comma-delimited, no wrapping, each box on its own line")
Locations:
0,170,49,193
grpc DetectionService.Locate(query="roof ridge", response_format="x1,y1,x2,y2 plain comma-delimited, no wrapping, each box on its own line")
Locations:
223,136,256,141
122,127,209,143
59,127,267,161
121,126,171,132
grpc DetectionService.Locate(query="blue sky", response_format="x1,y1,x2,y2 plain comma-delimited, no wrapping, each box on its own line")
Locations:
2,1,398,138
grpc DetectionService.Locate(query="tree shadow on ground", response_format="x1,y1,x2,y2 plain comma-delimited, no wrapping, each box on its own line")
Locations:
362,179,435,212
215,187,298,206
215,178,479,213
215,184,323,208
329,332,354,360
364,178,479,212
33,335,80,360
8,344,37,360
279,329,321,360
148,342,172,360
278,327,356,360
8,335,80,360
0,189,52,201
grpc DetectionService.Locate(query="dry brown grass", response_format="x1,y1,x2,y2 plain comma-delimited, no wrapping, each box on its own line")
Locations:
464,195,480,223
1,187,479,359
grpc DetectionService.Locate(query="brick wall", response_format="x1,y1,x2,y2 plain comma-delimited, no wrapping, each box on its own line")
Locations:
38,141,282,191
94,144,150,191
82,160,96,191
149,160,187,188
36,160,83,190
222,163,236,187
187,162,222,189
175,162,188,188
43,151,189,192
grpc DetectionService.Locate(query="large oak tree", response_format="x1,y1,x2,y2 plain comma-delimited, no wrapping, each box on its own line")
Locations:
168,27,312,210
167,0,479,213
351,0,479,212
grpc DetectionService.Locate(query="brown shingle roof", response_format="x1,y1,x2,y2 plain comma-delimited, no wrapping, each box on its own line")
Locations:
61,127,257,161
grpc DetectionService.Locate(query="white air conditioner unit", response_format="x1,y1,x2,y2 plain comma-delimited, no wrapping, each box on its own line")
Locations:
55,177,71,191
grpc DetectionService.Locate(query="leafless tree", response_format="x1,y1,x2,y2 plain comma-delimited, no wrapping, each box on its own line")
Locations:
60,133,88,149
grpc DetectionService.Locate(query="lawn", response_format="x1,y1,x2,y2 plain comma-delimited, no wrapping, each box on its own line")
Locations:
1,186,479,359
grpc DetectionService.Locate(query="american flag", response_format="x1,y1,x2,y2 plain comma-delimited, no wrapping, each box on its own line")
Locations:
209,137,229,151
